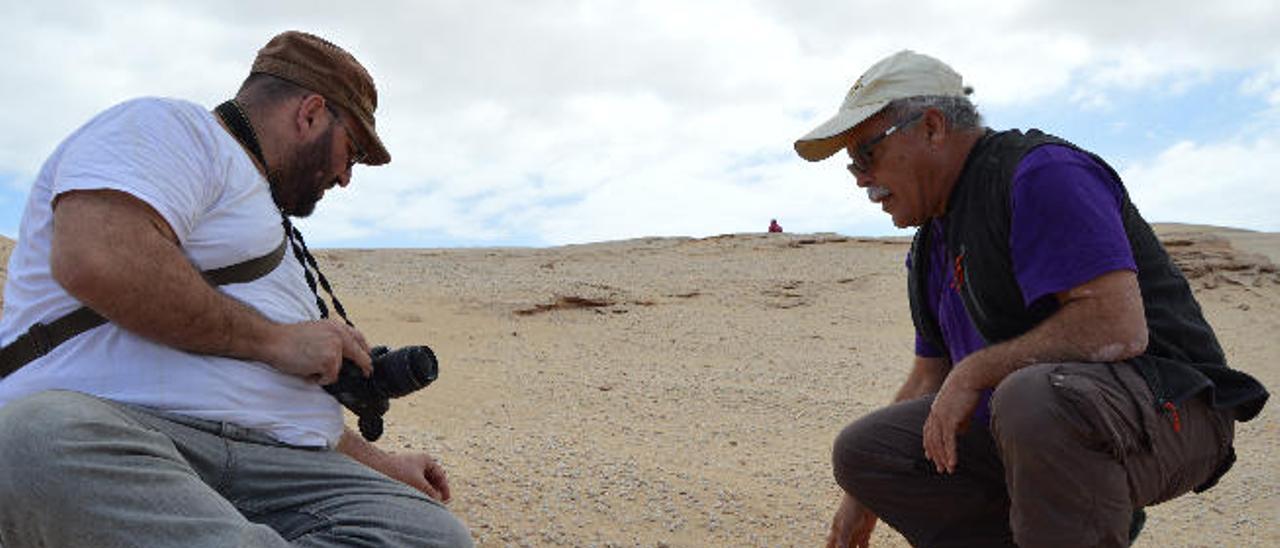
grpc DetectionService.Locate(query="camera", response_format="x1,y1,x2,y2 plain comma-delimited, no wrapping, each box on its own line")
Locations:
323,344,439,441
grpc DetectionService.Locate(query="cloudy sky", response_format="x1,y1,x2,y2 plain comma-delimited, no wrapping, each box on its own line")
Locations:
2,0,1278,248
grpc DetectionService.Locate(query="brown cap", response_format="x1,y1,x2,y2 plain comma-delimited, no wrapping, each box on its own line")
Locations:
252,31,391,165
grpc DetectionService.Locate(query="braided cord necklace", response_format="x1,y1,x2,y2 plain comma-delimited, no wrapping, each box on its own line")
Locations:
213,100,352,326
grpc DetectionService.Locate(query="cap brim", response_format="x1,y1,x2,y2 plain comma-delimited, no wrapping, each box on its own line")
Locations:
352,116,391,166
793,101,886,162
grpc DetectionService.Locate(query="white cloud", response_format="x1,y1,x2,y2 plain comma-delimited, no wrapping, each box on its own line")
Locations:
1123,137,1280,231
1241,62,1280,107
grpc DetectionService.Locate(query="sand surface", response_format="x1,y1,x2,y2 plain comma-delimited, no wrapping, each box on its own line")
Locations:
0,225,1276,547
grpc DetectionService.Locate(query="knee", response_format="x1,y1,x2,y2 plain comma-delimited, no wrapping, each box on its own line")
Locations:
434,512,474,548
832,417,878,467
410,505,473,548
831,414,901,495
332,496,474,548
396,505,474,548
989,365,1068,451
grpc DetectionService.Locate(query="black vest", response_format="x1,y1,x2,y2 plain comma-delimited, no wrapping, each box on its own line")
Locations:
908,129,1267,421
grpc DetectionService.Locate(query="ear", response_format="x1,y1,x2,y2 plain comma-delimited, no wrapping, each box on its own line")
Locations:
293,94,328,136
922,107,949,147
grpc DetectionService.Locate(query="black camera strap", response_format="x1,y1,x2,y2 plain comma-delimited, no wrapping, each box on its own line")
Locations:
213,100,353,327
217,102,389,442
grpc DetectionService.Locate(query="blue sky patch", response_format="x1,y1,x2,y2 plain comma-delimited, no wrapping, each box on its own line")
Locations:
985,73,1264,169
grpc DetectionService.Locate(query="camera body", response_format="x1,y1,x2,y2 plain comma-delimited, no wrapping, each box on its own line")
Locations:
323,344,439,441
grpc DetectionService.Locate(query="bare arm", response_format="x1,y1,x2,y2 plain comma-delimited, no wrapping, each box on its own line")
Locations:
949,269,1146,391
923,269,1147,473
50,189,371,383
338,427,453,502
893,355,951,402
52,189,278,362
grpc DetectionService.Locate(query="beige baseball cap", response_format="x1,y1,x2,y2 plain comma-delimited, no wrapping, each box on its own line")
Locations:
794,50,968,162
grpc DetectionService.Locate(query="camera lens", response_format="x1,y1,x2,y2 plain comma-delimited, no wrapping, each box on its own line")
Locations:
372,345,438,398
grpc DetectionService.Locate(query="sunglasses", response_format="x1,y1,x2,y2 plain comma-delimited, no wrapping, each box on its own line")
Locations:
846,111,924,176
325,103,368,169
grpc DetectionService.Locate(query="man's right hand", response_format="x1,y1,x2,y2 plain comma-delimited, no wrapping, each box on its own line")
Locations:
263,318,372,384
826,492,878,548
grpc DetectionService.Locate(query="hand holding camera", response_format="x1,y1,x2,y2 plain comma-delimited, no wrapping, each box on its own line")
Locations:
324,344,439,441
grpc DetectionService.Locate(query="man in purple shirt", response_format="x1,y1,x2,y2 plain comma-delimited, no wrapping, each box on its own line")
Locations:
794,51,1267,548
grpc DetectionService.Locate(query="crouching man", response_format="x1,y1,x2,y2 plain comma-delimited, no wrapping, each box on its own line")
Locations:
795,50,1268,547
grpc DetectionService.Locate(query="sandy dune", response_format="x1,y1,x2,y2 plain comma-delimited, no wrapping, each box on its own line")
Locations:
0,225,1275,547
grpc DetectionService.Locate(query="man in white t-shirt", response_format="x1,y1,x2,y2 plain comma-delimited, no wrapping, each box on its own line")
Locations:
0,31,472,547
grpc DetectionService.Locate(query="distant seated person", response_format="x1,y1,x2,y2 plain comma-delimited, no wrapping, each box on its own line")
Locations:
768,218,784,233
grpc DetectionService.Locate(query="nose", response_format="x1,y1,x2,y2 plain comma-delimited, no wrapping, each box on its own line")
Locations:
852,169,872,188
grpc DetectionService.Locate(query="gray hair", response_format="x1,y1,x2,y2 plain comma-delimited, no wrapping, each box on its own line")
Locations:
882,92,984,131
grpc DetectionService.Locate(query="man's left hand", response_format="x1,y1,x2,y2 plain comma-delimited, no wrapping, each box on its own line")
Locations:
922,366,982,474
376,452,453,503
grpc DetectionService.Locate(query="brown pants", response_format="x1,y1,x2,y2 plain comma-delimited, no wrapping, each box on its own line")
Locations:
833,362,1234,548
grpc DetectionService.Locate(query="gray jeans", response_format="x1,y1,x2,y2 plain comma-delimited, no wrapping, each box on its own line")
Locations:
833,362,1235,548
0,390,473,547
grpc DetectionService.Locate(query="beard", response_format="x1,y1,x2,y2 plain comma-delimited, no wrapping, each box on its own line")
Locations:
270,126,338,218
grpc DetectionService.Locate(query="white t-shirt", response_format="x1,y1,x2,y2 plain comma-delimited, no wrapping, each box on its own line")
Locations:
0,98,343,447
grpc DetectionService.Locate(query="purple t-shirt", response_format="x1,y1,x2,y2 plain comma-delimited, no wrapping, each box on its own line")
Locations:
913,144,1138,422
